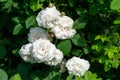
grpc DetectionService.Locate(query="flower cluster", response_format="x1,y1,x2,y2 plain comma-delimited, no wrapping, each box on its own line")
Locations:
19,4,90,77
36,5,76,39
19,39,63,66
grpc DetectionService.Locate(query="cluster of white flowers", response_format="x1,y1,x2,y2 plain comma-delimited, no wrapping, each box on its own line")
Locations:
36,6,76,39
66,57,90,76
19,39,63,66
19,4,90,77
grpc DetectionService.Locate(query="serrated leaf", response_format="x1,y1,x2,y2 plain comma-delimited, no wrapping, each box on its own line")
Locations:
10,74,22,80
66,74,73,80
57,40,72,55
0,46,6,59
13,24,23,35
73,18,87,29
0,68,8,80
71,34,87,46
25,16,35,28
110,0,120,10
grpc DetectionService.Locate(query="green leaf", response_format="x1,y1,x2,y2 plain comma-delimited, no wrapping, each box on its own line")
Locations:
84,71,102,80
95,35,101,40
0,68,8,80
75,76,82,80
71,34,87,46
89,4,101,15
66,74,73,80
71,49,82,56
12,17,20,24
104,64,110,72
108,51,114,59
0,46,6,59
0,0,7,2
9,74,22,80
2,0,13,11
13,24,23,35
83,46,91,54
114,19,120,24
110,0,120,10
30,0,43,11
76,8,87,16
44,68,60,80
57,40,72,55
73,18,87,29
25,16,35,28
17,63,30,80
12,49,19,56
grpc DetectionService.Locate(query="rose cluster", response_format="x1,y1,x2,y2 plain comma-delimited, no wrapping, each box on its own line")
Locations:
36,5,76,39
19,4,90,77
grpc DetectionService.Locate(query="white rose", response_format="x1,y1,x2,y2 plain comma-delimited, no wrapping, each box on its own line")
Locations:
28,27,50,43
66,57,90,76
19,43,37,63
44,49,63,66
52,25,76,39
36,6,60,29
32,39,57,63
56,15,74,28
51,15,76,39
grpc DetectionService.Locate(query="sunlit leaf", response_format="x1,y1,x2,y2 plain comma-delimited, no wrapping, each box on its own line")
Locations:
9,74,22,80
110,0,120,10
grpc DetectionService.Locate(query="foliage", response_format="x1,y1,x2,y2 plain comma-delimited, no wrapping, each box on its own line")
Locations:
0,0,120,80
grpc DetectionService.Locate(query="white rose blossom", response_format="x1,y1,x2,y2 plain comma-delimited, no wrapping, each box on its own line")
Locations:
66,57,90,76
44,49,63,66
19,43,37,63
28,27,50,42
32,39,63,65
51,16,76,39
36,6,60,29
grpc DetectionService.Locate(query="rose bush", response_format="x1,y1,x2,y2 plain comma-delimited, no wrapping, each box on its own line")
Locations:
0,0,120,80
